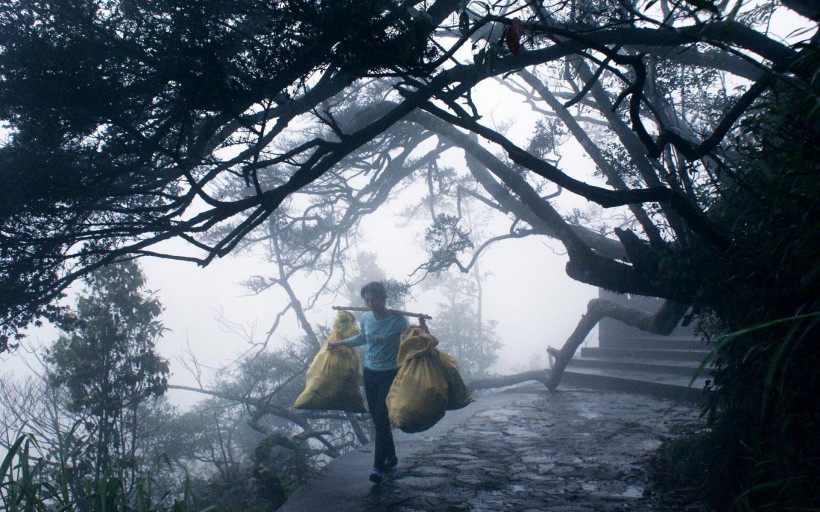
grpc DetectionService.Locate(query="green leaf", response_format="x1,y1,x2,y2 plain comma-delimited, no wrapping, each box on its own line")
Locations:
0,434,29,485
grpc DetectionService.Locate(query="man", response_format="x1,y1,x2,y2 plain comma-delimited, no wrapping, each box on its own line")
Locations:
328,281,411,484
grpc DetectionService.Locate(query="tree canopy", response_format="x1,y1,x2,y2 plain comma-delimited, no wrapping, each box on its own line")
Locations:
45,260,169,486
0,0,814,348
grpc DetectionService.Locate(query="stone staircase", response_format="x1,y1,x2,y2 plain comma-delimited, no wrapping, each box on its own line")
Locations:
553,335,713,403
550,290,714,403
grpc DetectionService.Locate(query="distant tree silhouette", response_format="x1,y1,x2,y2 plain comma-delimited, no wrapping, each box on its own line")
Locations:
45,260,169,497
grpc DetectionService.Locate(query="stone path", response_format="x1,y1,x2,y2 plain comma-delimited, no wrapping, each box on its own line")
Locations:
279,385,710,511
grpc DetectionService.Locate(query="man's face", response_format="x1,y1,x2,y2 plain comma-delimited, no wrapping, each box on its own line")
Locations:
363,291,386,311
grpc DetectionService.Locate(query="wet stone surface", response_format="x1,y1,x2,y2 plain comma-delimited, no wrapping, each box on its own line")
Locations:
362,389,709,511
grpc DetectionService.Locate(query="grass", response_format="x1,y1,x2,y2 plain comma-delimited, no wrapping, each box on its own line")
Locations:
1,433,195,512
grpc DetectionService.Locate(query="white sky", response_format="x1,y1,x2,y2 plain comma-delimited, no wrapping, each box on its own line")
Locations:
128,179,601,409
2,170,600,411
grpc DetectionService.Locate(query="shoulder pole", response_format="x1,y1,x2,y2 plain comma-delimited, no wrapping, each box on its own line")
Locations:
332,305,432,320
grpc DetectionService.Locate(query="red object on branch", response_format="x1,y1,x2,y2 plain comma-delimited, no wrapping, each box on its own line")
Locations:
505,20,522,56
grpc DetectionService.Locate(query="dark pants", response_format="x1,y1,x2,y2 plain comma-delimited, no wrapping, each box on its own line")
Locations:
363,367,398,471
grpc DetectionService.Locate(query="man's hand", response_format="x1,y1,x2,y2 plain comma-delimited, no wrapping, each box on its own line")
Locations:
326,340,343,349
419,317,430,333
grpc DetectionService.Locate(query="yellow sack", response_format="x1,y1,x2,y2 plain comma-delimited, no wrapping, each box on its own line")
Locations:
293,311,367,413
437,350,475,411
386,326,456,433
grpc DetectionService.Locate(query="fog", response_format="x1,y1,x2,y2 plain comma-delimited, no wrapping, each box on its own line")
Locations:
2,86,605,409
98,89,606,408
1,202,597,413
127,202,599,408
3,153,600,418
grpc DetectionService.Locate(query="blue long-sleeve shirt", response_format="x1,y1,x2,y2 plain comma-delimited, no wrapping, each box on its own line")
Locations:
340,311,408,371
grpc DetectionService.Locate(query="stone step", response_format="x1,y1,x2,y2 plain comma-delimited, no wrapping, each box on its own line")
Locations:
567,357,711,377
559,367,710,404
598,336,711,351
581,346,711,363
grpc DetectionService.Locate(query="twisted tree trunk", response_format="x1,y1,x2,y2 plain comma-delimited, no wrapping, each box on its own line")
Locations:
465,298,689,392
545,297,688,389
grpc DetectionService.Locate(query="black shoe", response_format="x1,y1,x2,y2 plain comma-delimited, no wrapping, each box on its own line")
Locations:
384,456,398,469
369,468,383,484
